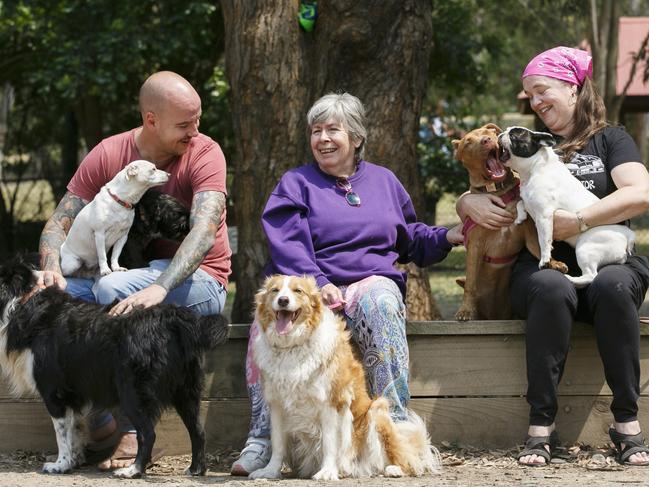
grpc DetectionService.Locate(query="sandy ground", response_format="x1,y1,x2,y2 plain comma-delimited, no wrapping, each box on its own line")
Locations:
0,444,647,487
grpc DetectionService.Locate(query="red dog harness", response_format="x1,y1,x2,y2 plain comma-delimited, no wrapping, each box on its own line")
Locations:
462,183,521,265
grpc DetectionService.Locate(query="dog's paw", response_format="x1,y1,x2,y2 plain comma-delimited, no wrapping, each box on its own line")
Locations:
455,306,477,321
99,266,112,276
313,467,339,481
548,259,569,274
42,460,73,474
113,464,143,479
184,463,206,476
384,465,404,477
111,266,128,272
249,466,282,480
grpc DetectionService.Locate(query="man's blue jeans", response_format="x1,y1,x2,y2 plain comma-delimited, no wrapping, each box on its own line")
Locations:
66,259,226,315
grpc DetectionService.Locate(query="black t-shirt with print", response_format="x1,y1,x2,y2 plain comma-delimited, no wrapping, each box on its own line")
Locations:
552,126,643,272
562,126,642,200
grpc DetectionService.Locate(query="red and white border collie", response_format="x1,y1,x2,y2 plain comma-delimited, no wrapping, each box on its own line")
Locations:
250,275,441,480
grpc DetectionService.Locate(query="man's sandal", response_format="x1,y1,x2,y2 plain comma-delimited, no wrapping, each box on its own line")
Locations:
609,428,649,466
516,431,559,466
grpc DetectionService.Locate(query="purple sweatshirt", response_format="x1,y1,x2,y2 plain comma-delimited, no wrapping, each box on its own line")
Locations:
262,160,452,297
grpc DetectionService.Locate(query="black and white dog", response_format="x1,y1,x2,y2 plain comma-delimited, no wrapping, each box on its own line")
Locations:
499,126,635,287
0,259,228,478
119,190,190,269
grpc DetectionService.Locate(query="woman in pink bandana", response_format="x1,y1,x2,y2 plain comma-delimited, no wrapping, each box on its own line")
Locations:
457,46,649,466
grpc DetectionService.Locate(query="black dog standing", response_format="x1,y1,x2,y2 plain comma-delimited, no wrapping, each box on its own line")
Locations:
0,259,228,478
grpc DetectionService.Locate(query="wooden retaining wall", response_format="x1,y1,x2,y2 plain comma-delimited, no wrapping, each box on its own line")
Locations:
1,321,648,453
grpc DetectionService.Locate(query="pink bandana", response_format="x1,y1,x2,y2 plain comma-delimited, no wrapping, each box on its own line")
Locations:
522,46,592,87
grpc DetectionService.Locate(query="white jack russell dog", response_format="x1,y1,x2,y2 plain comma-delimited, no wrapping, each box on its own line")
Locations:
60,160,169,276
499,126,635,287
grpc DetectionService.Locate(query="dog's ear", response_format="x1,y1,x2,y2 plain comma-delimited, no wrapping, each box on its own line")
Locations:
452,139,462,160
254,277,272,305
126,164,139,180
483,123,502,134
533,131,555,148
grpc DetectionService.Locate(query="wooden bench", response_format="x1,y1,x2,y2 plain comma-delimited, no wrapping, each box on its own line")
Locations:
1,321,648,453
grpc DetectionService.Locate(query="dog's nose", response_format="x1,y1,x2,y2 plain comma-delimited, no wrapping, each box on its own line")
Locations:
277,296,289,307
481,137,491,145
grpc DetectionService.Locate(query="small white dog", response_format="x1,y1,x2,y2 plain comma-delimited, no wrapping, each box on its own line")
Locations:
250,275,441,480
499,126,635,287
60,160,169,276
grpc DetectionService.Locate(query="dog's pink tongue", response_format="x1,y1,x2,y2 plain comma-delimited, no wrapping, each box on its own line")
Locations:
275,310,294,335
487,154,507,181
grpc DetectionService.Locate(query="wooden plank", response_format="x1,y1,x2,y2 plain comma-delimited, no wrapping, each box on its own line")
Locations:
231,320,649,336
408,333,649,396
4,323,649,399
411,396,649,448
2,397,648,453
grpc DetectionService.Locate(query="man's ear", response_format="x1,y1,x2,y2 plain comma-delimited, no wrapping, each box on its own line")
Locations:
144,111,156,129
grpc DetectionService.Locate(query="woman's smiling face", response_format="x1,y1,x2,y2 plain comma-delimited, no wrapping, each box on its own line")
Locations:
523,75,577,137
310,118,360,177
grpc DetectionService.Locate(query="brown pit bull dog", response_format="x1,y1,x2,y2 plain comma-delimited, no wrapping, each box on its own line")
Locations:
452,123,567,320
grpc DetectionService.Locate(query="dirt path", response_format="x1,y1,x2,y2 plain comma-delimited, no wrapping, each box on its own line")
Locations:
0,446,646,487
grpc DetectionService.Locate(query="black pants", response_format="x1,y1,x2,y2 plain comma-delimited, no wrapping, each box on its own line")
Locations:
510,249,649,425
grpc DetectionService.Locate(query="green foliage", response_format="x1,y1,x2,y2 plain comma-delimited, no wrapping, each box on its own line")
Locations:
0,0,230,165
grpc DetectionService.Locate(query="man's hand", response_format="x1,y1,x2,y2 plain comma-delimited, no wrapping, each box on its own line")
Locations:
321,283,345,309
37,270,67,290
109,284,168,316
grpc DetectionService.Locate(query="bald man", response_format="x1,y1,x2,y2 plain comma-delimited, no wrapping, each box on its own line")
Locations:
38,71,231,469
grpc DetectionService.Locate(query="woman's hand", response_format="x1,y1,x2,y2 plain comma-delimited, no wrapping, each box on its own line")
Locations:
553,209,581,241
446,223,464,246
321,283,345,309
456,193,515,230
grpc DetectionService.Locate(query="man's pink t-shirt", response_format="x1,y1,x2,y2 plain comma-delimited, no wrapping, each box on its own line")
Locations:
67,128,231,287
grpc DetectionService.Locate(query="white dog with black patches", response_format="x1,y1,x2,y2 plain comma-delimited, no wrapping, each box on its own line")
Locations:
499,126,635,287
60,160,169,276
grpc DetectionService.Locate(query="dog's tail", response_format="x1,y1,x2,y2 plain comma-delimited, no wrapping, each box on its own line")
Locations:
392,409,442,476
371,399,441,477
197,314,229,350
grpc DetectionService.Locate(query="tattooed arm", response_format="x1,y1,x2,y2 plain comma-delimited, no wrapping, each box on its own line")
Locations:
38,192,88,289
109,191,225,315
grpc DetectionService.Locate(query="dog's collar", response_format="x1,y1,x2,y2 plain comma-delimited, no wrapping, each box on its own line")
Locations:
107,189,134,209
461,218,520,265
472,172,516,194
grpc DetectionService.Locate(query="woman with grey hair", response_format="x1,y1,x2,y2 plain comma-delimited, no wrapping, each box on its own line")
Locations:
231,92,463,476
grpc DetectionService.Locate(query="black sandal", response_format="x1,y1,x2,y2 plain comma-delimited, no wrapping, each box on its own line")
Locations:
609,428,649,466
517,430,559,466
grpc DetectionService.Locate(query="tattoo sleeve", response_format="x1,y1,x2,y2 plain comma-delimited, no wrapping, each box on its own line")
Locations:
154,191,225,291
39,192,88,271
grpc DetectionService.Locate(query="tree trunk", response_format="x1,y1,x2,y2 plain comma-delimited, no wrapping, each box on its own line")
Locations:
222,1,314,321
590,0,621,122
223,0,440,321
